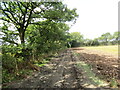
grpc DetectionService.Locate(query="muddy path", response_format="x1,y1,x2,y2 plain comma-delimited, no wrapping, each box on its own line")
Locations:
4,49,118,89
5,50,84,89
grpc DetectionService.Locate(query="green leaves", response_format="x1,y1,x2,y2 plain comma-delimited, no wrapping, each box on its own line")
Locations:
67,32,84,47
1,2,78,44
69,32,83,42
1,2,79,84
25,20,69,56
97,32,120,45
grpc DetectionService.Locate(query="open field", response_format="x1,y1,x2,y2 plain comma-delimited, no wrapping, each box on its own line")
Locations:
80,45,118,58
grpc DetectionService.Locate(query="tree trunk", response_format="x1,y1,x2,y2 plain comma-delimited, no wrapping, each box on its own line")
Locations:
18,29,27,61
19,31,25,44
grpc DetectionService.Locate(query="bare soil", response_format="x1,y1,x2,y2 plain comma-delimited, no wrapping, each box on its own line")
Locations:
3,48,119,89
72,47,119,87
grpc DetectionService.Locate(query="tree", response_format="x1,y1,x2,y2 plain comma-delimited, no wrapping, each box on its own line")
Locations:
84,39,93,46
1,2,79,83
91,38,100,46
112,31,120,44
68,32,84,47
1,2,78,60
98,32,111,45
0,2,78,45
25,21,70,60
1,2,38,44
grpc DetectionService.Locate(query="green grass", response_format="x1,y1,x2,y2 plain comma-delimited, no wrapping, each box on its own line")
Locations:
72,52,109,87
76,61,109,87
81,45,118,55
76,61,118,88
34,59,49,67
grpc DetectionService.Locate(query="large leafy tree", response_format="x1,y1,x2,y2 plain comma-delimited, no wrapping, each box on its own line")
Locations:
0,2,78,61
1,2,78,83
0,2,78,45
1,2,38,44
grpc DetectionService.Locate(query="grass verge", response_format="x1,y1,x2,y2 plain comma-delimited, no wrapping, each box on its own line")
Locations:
76,61,109,87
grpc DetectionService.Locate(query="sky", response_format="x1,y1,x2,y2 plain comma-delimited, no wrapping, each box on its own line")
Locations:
63,0,119,39
0,1,119,41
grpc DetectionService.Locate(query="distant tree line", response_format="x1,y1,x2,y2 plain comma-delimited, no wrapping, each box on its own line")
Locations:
67,31,120,47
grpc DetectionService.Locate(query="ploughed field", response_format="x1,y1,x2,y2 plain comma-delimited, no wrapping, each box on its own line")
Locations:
72,45,119,87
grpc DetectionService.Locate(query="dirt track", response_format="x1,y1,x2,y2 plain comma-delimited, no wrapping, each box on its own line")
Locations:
5,49,119,89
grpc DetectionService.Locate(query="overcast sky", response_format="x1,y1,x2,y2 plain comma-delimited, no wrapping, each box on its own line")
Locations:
63,0,119,39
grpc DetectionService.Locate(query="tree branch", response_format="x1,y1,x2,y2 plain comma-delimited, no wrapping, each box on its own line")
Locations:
22,5,28,29
2,10,16,24
0,17,10,22
2,3,19,25
2,37,18,45
8,3,19,24
17,2,24,14
24,4,34,30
